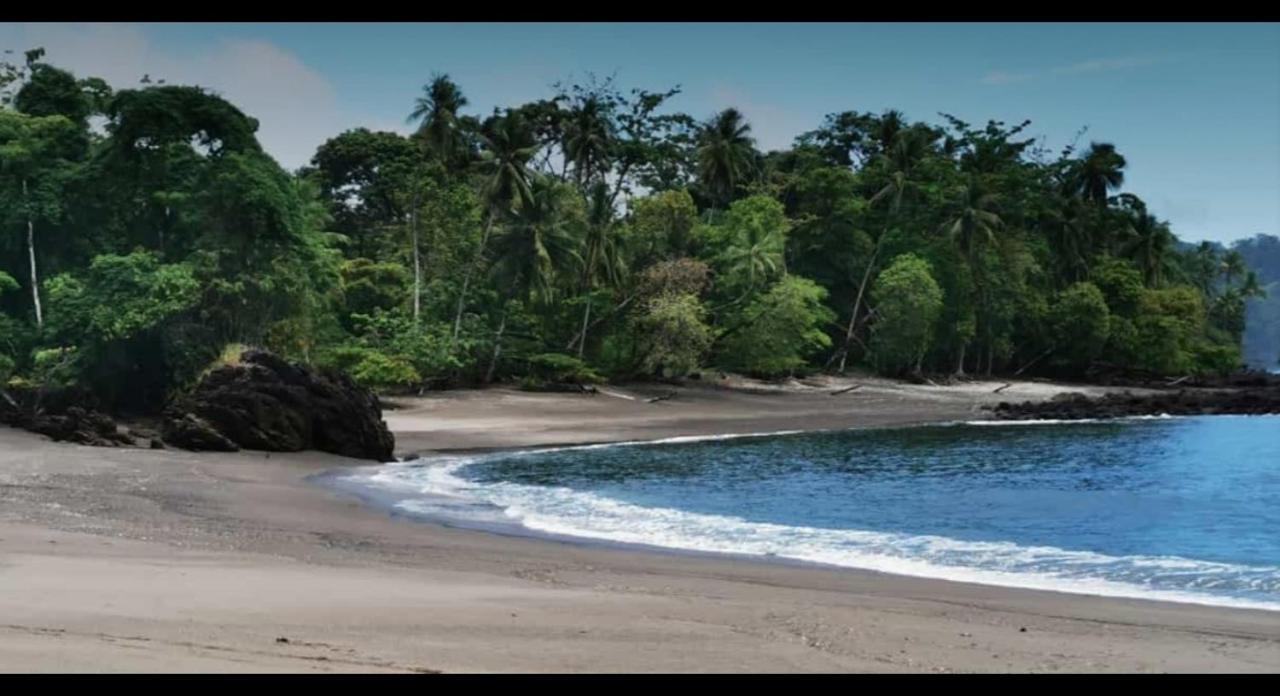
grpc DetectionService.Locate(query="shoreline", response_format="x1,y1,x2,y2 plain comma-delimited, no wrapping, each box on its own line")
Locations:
334,416,1280,615
3,376,1279,672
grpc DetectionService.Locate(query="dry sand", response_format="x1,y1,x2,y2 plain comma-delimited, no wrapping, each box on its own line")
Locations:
1,376,1277,672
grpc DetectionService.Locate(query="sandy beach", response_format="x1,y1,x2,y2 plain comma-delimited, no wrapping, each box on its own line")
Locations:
2,376,1278,672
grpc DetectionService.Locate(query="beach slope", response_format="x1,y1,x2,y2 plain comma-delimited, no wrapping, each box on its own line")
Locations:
2,377,1277,672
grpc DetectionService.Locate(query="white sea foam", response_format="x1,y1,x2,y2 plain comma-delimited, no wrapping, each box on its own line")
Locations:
963,414,1186,426
963,418,1104,426
363,451,1280,613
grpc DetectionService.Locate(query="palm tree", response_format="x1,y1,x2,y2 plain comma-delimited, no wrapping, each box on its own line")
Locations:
1222,249,1248,288
1190,241,1221,296
873,110,906,156
722,223,785,297
1239,270,1265,300
696,108,756,210
408,73,470,168
941,177,1003,261
569,182,624,357
451,109,539,344
562,96,613,189
484,177,582,382
939,176,1004,376
1121,211,1174,287
1043,195,1092,284
1069,142,1126,206
477,110,539,208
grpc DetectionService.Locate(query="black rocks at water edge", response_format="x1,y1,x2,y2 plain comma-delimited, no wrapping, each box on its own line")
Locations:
988,384,1280,421
161,350,395,461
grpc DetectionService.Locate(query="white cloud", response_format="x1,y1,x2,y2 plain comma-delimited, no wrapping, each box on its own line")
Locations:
1053,55,1164,76
980,70,1035,86
1,23,346,171
981,55,1167,86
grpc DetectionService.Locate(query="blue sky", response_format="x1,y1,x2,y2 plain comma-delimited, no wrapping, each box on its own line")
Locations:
2,22,1278,244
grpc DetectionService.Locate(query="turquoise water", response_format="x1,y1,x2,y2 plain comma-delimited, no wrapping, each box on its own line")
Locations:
364,415,1280,610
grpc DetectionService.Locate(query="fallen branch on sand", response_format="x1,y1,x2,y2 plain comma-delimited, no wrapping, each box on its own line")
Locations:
647,390,677,404
829,384,863,396
993,383,1012,394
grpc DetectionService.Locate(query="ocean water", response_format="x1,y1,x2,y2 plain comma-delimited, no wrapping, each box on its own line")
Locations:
356,415,1280,611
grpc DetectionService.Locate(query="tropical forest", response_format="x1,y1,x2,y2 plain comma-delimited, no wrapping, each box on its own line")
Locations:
1,49,1275,420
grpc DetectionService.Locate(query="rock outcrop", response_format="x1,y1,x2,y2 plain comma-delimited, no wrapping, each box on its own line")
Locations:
988,383,1280,421
162,350,395,461
0,397,135,447
160,413,239,452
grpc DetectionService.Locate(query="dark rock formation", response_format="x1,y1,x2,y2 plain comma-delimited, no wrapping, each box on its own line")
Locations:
0,397,135,447
161,413,239,452
162,350,395,461
988,383,1280,421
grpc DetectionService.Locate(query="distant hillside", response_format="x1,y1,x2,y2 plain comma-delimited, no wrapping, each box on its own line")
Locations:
1234,234,1280,370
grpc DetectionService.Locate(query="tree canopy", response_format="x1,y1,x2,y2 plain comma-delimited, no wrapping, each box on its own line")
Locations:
0,48,1264,414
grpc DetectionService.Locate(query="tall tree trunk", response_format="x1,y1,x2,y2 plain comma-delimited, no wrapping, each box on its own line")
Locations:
576,296,592,359
485,307,508,385
410,188,422,324
837,234,883,373
452,209,496,345
23,179,43,328
954,342,967,377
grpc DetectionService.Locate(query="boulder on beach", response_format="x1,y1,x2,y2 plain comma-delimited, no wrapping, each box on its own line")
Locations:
161,350,395,461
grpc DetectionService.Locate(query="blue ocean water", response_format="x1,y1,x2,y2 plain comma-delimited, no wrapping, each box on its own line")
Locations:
362,415,1280,610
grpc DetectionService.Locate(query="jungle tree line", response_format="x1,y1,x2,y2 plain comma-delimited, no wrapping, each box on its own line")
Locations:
0,51,1266,412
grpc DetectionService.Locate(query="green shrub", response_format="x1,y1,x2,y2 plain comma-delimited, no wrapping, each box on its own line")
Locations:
329,345,421,390
868,254,943,376
1049,282,1110,372
524,353,603,385
716,276,834,378
634,293,713,379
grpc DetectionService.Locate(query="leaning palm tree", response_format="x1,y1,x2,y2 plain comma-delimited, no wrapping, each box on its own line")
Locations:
450,109,540,344
562,96,613,189
1121,211,1174,287
939,176,1004,376
408,73,470,168
569,181,624,357
1069,142,1126,206
695,108,757,210
834,129,927,372
484,177,583,383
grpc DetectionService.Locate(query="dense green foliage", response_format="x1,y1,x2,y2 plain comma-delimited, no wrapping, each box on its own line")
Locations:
868,254,943,376
0,51,1265,414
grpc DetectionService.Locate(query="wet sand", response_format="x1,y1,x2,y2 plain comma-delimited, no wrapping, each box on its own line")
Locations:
1,376,1277,672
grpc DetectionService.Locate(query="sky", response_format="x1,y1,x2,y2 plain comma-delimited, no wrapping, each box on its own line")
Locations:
2,22,1278,245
